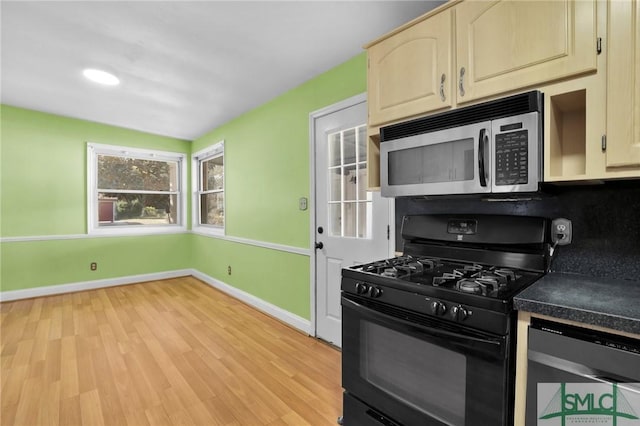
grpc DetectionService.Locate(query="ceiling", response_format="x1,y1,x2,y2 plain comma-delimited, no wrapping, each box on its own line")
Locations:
1,1,443,140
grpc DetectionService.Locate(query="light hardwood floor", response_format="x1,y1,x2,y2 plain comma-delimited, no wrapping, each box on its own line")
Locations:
0,277,342,426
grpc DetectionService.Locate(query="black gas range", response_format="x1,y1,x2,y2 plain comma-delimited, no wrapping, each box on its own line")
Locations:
340,214,550,426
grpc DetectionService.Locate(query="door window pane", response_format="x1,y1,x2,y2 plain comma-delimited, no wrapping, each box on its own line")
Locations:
358,127,367,162
327,125,371,239
329,168,341,202
329,133,341,167
344,202,357,238
357,165,368,201
343,165,357,201
343,128,357,164
329,203,341,236
358,202,369,238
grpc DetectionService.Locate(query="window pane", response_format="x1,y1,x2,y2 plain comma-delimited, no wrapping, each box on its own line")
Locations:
358,202,371,238
358,164,368,201
344,202,356,237
328,132,341,167
329,167,341,202
343,128,356,164
329,203,341,236
202,156,223,191
343,164,357,201
358,126,367,162
98,193,177,226
98,155,177,191
200,193,224,226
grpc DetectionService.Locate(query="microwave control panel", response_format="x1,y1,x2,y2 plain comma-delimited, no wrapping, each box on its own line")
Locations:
495,128,529,186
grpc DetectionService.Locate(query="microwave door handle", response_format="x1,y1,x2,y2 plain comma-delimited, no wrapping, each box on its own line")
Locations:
478,128,488,187
342,296,502,350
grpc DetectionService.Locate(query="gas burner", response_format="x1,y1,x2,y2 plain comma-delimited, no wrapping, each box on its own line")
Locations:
381,268,400,278
474,272,509,288
456,279,487,294
460,264,485,273
395,265,418,276
493,268,517,282
417,257,440,270
456,277,502,295
433,270,464,286
362,259,398,274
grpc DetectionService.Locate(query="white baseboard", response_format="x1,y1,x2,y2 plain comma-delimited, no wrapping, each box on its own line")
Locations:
0,269,192,302
0,268,312,336
190,269,312,335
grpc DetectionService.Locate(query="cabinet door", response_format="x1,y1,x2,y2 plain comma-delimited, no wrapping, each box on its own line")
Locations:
368,10,452,126
606,0,640,168
455,0,596,103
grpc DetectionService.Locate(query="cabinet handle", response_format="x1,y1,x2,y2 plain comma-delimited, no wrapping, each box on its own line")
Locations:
459,67,466,97
439,73,446,102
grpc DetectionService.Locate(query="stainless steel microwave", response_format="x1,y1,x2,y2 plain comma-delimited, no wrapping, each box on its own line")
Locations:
380,91,543,197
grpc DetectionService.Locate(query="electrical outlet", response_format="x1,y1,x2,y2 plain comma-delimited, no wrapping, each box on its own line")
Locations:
227,266,232,275
551,218,572,245
90,262,97,271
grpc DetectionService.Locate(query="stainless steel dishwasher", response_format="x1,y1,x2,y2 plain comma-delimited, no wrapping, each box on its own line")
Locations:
526,318,640,425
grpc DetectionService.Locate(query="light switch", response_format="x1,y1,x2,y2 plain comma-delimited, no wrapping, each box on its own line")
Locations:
299,197,308,211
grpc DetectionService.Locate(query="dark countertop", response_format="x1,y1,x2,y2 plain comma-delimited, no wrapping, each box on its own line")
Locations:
514,272,640,335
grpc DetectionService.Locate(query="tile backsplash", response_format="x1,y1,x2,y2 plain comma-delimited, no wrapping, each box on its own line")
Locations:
394,181,640,281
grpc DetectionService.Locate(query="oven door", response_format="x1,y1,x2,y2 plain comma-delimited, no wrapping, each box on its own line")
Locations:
380,121,491,198
341,294,512,426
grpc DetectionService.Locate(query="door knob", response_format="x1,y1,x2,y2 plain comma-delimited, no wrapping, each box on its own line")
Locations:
315,242,324,250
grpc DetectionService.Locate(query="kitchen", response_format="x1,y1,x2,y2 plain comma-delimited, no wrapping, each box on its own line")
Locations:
2,1,640,426
344,0,640,424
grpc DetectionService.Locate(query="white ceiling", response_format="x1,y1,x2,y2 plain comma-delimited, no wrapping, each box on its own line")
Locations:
1,1,443,140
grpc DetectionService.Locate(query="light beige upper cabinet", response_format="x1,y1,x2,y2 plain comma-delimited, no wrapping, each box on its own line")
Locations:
606,0,640,169
367,9,452,126
455,0,597,104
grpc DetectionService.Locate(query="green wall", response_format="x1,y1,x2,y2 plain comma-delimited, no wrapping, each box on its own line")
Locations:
190,53,366,318
192,53,366,247
1,53,366,320
0,106,192,291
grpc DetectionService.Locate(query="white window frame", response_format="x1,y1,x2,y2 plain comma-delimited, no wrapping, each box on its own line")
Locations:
191,141,225,236
87,142,187,236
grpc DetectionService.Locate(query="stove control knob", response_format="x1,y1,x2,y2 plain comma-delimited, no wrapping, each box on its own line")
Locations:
451,305,469,321
430,301,446,316
369,286,383,298
355,282,369,295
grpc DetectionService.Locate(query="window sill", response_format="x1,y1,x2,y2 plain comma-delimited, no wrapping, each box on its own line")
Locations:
88,224,187,237
191,226,225,238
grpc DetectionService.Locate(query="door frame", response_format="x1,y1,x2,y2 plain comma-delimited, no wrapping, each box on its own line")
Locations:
308,93,395,338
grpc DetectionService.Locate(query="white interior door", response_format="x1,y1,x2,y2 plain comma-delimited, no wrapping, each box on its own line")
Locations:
313,97,392,347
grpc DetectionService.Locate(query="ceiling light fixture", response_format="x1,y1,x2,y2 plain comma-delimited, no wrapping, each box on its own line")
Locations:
83,68,120,86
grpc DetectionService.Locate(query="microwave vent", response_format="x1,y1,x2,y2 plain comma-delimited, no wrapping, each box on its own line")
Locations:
381,91,543,142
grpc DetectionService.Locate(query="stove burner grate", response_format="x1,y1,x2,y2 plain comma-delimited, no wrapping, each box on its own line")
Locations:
353,255,527,297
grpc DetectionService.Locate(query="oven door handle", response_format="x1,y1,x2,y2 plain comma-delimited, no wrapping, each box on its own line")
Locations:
342,297,503,353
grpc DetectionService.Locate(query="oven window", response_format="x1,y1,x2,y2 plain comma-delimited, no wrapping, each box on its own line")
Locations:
361,322,466,426
388,138,474,185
